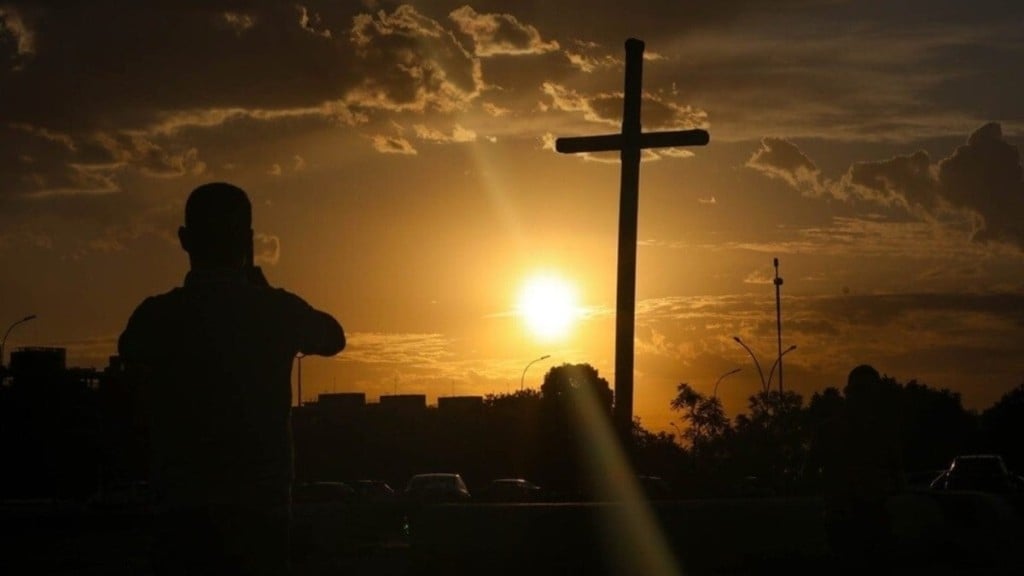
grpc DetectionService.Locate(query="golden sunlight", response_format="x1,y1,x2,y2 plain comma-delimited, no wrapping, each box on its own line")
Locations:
517,273,580,341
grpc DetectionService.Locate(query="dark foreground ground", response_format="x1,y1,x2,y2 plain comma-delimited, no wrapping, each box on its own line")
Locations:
2,491,1023,575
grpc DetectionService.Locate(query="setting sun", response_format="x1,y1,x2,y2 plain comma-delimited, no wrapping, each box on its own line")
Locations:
517,274,581,341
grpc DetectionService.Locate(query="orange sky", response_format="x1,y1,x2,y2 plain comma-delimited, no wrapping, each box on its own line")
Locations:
2,2,1024,433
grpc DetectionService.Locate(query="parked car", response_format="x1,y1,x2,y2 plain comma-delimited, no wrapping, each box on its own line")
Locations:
293,481,356,504
930,454,1021,493
404,473,471,503
351,479,396,501
637,475,675,501
88,480,152,512
479,478,543,502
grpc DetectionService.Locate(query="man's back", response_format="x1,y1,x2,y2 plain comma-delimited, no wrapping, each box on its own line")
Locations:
120,272,343,506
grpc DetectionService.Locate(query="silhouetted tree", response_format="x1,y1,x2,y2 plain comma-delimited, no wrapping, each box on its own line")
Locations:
981,382,1024,471
536,363,613,495
899,380,975,472
632,417,689,484
669,383,729,456
482,389,543,478
540,363,613,413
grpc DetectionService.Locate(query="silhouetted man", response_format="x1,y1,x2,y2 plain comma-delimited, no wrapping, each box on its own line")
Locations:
119,182,345,575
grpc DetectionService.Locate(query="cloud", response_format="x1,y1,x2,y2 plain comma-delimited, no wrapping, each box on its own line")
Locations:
481,101,510,117
412,123,477,143
937,123,1024,247
348,4,482,113
268,154,308,176
847,150,939,212
660,148,696,159
540,81,709,135
254,233,280,266
370,134,417,155
0,4,35,67
297,4,331,38
844,123,1024,248
340,332,455,366
448,5,559,57
746,123,1024,250
102,132,207,177
146,102,368,136
746,137,826,197
221,11,256,35
539,82,616,126
10,122,76,151
93,132,206,179
25,163,121,199
565,48,619,73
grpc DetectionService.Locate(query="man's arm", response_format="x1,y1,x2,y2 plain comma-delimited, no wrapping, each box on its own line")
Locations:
299,308,345,357
254,269,345,356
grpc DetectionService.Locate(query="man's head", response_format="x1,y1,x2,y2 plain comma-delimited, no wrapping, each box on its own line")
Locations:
178,182,253,270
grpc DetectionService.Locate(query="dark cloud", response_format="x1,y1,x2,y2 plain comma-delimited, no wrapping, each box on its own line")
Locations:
937,123,1024,246
0,4,35,69
847,150,937,212
845,123,1024,247
748,124,1024,250
746,137,824,196
3,4,355,129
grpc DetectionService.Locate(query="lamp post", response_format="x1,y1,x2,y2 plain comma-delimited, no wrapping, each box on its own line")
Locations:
766,345,797,393
295,353,305,407
732,336,768,393
773,258,785,393
520,354,550,391
1,314,37,369
713,367,742,399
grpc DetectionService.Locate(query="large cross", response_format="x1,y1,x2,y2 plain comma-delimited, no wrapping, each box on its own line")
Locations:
555,38,709,440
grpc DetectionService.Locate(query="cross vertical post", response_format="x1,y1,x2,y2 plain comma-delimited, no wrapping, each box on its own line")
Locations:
555,38,710,444
614,38,644,443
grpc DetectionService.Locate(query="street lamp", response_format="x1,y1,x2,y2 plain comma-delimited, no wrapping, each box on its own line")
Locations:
295,353,305,407
767,345,797,393
713,367,742,398
732,336,768,393
1,314,37,369
520,354,550,391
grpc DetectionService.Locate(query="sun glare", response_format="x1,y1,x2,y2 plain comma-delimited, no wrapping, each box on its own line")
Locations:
517,274,580,341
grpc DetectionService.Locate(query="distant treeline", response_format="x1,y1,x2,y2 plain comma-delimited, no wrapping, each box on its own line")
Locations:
0,361,1021,499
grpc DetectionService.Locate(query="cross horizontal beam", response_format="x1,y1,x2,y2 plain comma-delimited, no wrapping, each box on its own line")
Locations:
555,129,709,154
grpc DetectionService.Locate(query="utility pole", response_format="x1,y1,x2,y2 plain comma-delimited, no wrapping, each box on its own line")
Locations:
773,258,784,394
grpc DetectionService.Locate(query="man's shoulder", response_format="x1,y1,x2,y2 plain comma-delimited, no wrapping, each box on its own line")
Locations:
134,287,188,312
262,285,311,308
